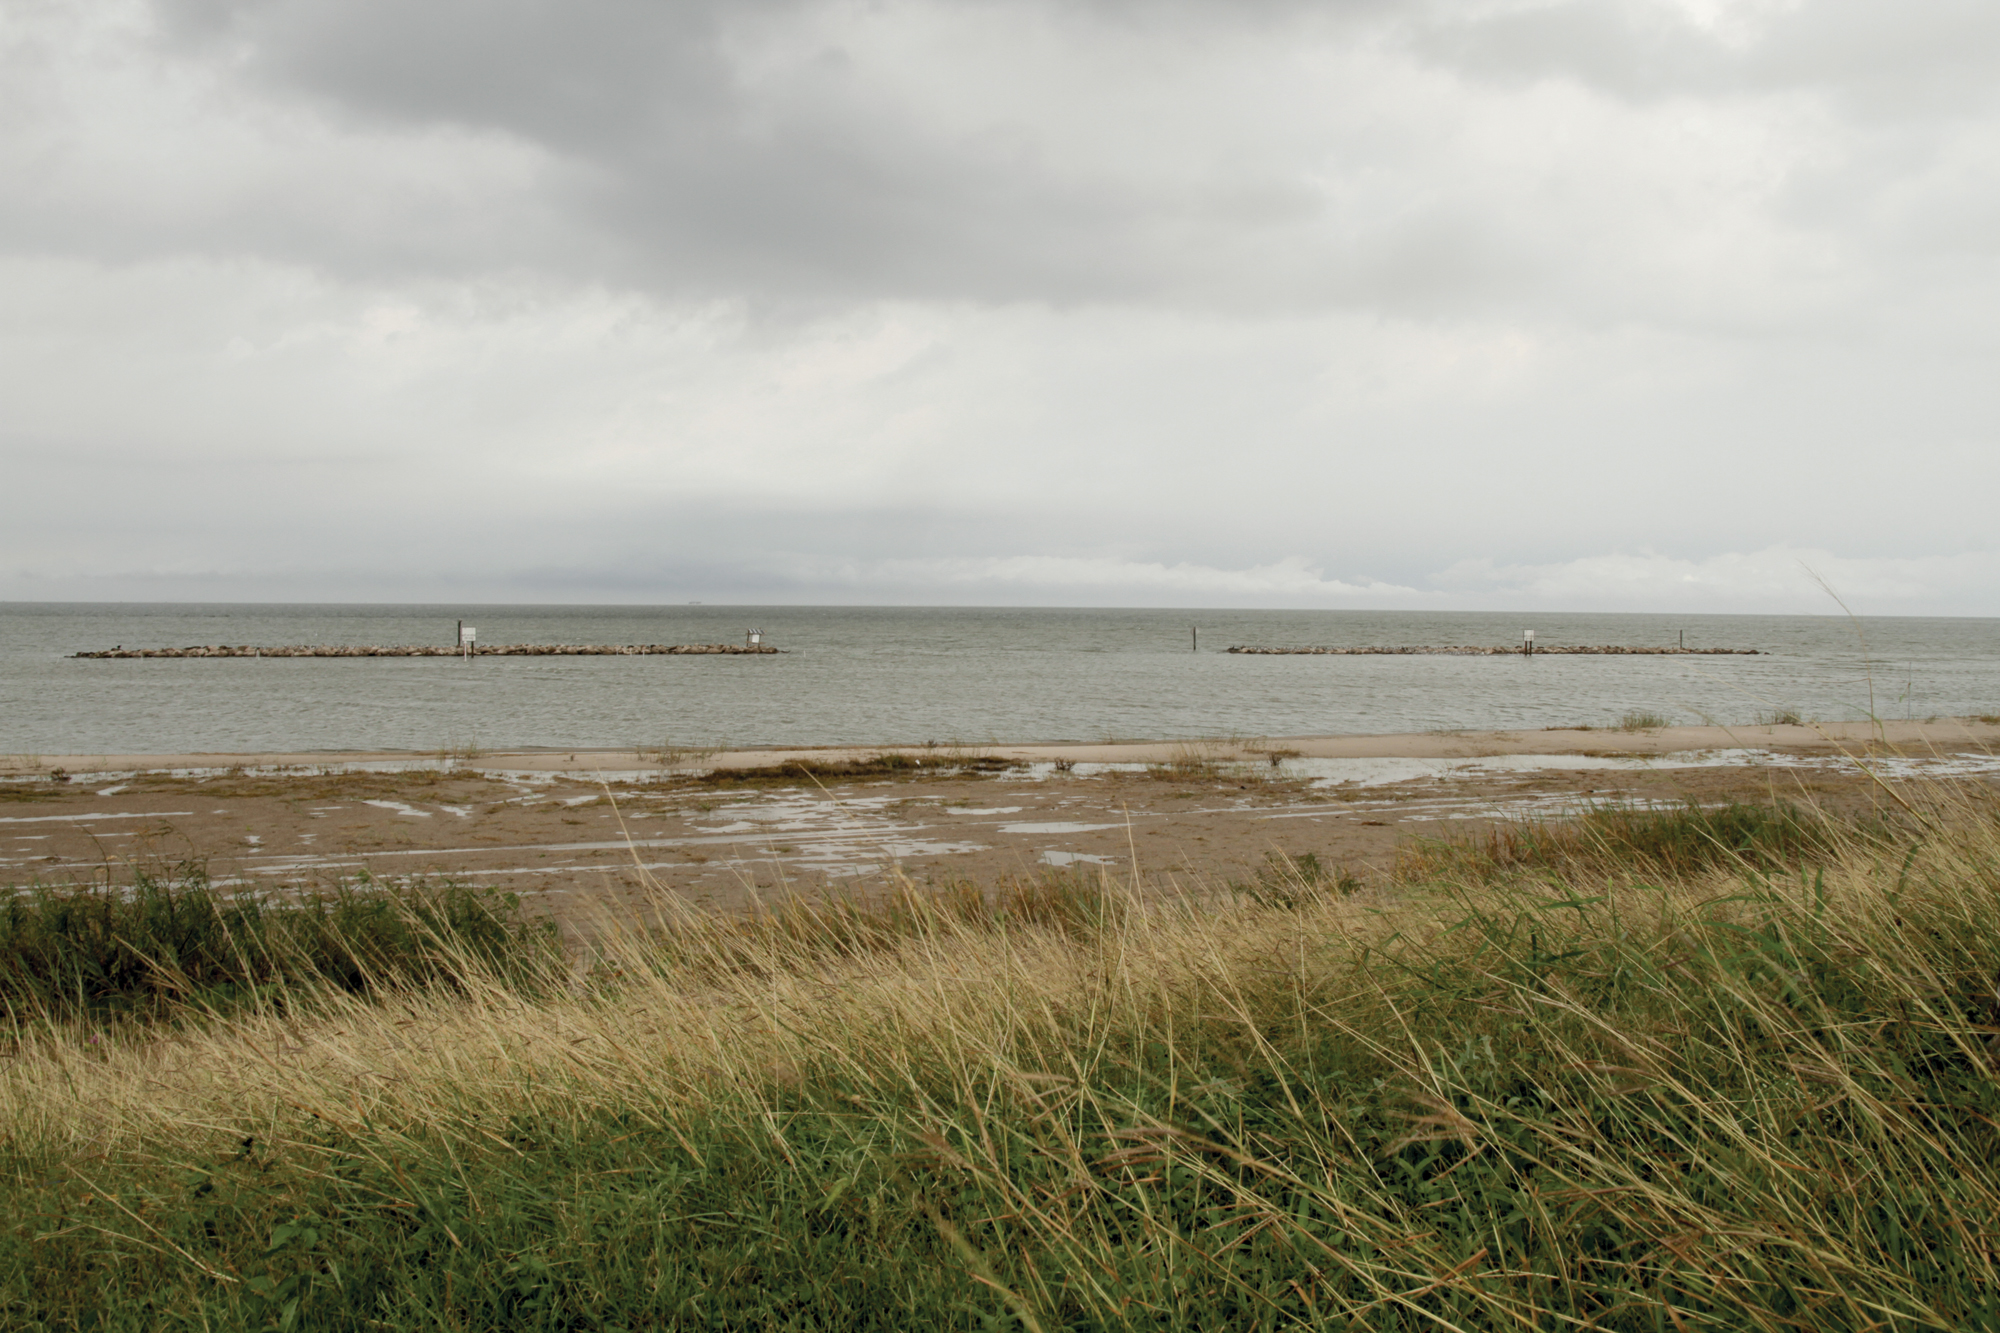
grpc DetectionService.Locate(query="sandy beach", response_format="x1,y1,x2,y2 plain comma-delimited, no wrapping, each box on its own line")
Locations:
6,719,1997,927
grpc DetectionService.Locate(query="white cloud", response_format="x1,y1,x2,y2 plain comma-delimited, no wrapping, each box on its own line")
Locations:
752,545,1997,613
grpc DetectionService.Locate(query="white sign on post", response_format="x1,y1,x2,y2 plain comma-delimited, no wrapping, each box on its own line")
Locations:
461,627,477,644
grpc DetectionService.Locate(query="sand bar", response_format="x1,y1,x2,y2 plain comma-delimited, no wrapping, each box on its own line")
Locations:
9,718,1996,779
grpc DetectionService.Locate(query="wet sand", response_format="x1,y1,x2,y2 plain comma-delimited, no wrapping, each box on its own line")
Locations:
5,720,1996,928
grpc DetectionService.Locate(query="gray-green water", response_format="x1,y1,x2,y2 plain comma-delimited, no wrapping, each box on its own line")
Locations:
3,604,1995,753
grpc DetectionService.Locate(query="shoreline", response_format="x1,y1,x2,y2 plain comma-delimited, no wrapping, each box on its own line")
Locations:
9,717,1996,778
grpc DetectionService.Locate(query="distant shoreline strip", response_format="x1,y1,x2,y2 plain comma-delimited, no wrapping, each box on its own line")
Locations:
72,644,783,659
1225,645,1759,656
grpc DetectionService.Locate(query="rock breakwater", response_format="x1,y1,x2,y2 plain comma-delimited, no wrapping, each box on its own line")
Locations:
73,644,783,659
1226,645,1759,656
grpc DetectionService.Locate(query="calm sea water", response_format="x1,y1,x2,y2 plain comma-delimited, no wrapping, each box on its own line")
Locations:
2,604,1996,754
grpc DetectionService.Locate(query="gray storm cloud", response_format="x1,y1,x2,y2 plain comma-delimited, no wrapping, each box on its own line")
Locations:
1,0,1996,611
117,0,2000,310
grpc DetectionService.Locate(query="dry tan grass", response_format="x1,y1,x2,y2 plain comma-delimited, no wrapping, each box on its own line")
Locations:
0,773,1985,1172
0,795,1937,1161
0,868,1391,1160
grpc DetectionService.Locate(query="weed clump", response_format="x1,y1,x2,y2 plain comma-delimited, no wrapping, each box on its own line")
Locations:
1230,849,1363,908
1615,708,1672,731
1144,742,1234,781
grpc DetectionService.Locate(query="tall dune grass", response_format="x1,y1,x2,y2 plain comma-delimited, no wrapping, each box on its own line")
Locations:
3,787,1999,1329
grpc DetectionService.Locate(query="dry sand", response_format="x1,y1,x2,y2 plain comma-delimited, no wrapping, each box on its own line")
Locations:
5,720,1996,929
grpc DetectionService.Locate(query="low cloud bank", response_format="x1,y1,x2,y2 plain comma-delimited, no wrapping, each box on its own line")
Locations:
6,545,1990,617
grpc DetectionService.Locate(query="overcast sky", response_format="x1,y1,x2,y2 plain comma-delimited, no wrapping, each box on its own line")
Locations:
2,0,1996,614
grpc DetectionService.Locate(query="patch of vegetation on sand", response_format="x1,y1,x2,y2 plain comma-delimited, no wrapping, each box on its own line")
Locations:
698,749,1025,786
127,767,468,802
1614,709,1673,731
4,790,2000,1329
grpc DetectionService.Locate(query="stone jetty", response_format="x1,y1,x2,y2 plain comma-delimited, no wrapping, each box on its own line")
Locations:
1226,645,1758,656
73,644,782,659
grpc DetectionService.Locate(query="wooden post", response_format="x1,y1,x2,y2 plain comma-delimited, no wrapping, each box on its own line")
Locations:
1191,625,1198,653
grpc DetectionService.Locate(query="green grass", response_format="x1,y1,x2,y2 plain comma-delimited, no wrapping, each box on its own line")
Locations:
4,796,2000,1329
0,866,557,1024
1392,798,1874,885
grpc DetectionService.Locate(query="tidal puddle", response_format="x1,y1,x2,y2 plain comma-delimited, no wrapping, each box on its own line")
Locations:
362,800,431,818
1041,850,1116,867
